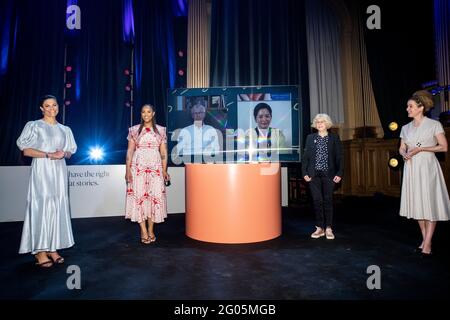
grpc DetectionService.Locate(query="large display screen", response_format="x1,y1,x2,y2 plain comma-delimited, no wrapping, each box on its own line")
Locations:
167,86,302,164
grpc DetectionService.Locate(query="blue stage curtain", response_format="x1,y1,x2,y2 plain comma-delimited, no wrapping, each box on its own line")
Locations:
0,0,66,165
132,0,177,130
0,0,178,165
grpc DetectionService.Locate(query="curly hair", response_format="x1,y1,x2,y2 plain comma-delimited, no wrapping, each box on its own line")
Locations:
409,90,434,113
311,113,333,129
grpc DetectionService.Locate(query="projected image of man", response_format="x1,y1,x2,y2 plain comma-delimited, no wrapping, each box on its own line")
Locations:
175,97,220,157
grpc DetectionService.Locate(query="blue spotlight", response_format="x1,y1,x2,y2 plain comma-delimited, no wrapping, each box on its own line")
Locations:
89,146,104,162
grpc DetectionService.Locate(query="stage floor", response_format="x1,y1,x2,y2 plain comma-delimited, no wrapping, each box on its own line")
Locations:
1,196,449,300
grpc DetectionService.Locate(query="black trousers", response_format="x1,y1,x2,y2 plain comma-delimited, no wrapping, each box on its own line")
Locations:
309,171,335,229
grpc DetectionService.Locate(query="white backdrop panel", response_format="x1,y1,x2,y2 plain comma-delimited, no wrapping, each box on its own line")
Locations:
0,166,287,222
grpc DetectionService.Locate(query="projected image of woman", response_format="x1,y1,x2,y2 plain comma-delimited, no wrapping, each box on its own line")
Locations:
125,104,170,244
399,90,450,257
245,103,286,161
302,114,343,240
16,95,77,268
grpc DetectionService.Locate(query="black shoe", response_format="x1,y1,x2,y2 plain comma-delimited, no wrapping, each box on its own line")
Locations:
421,252,433,258
414,247,422,253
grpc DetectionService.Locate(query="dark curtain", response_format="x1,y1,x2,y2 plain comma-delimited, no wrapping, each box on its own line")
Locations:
362,0,436,139
0,0,178,165
210,0,310,140
65,0,130,165
0,0,66,165
133,0,177,129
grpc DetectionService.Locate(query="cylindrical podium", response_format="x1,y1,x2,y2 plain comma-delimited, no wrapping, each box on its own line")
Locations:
185,163,282,243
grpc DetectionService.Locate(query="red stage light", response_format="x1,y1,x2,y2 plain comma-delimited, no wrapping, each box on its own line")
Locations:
124,69,130,76
125,85,132,91
65,100,71,106
65,83,72,89
178,50,184,57
66,66,72,72
178,69,184,76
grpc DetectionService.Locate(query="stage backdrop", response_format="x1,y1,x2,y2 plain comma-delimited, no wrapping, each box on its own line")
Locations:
0,0,183,166
0,166,288,222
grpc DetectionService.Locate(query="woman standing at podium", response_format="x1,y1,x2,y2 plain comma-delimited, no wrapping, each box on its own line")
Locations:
125,104,170,244
302,113,343,240
17,95,77,267
399,90,450,257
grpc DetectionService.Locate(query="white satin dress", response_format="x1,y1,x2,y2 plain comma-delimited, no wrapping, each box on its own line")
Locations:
16,119,77,254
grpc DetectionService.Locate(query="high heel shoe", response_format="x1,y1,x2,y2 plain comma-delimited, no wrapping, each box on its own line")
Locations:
149,235,156,243
141,236,151,245
421,251,433,258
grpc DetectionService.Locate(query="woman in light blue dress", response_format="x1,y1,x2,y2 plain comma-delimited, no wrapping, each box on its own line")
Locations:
16,95,77,267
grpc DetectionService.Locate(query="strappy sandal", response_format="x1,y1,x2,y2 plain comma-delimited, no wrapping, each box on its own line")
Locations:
53,257,65,264
141,237,151,245
35,257,53,268
149,235,156,243
47,253,65,264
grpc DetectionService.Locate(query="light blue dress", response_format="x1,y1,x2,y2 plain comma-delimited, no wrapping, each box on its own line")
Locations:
16,119,77,254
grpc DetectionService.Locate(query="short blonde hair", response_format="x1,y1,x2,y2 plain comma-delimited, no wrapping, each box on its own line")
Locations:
311,113,333,129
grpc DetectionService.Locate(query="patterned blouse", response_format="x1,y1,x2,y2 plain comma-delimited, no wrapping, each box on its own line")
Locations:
315,134,329,171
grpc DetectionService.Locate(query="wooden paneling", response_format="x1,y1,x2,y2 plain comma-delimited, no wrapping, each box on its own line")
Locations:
340,135,450,196
341,138,401,196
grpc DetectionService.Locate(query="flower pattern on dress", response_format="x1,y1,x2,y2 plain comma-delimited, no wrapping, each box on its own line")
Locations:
125,124,168,223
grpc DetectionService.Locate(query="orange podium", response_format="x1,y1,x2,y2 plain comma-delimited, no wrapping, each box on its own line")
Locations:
185,163,282,243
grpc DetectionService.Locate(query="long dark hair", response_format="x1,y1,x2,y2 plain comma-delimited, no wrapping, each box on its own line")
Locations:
138,104,160,136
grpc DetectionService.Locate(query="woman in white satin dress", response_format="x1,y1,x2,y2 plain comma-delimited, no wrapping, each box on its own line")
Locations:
399,90,450,257
16,95,77,267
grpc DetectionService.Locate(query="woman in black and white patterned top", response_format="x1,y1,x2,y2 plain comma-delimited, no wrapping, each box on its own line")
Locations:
302,114,343,240
315,134,329,171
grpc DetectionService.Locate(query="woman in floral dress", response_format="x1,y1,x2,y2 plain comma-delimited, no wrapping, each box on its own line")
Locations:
125,104,170,244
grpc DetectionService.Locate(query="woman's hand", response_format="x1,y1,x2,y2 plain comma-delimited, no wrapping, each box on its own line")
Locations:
400,150,410,161
163,171,170,182
333,176,342,183
49,150,65,160
406,147,422,159
125,170,133,184
303,175,311,182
